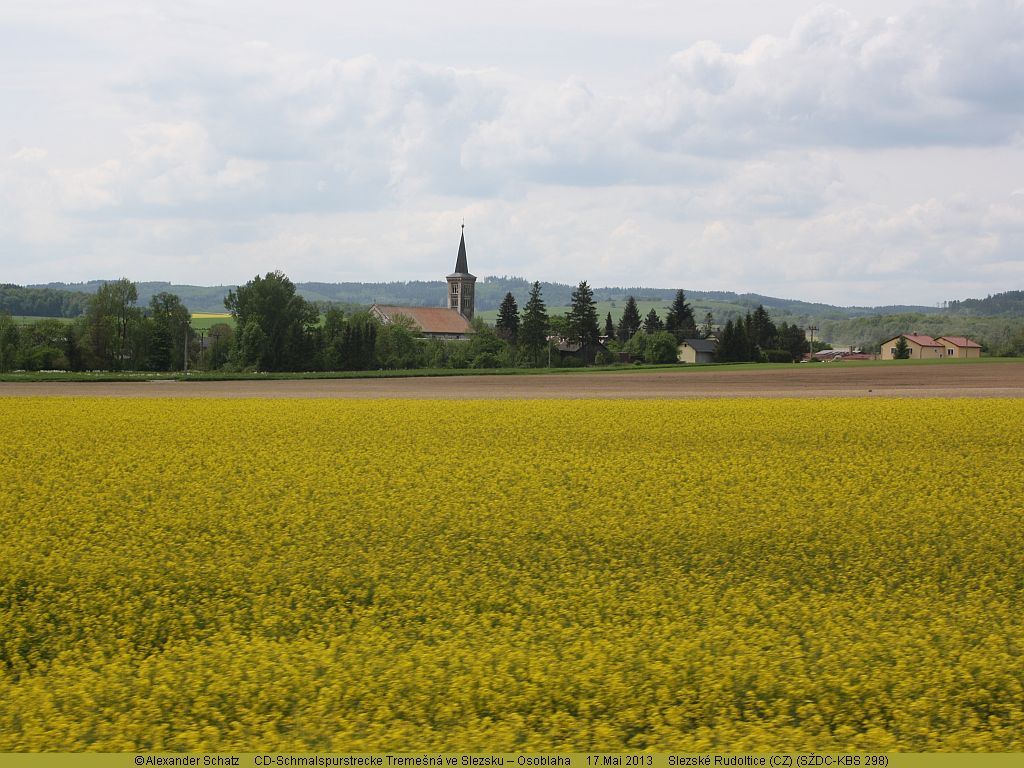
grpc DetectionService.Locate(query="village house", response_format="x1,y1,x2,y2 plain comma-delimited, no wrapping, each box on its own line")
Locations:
876,335,978,362
677,338,716,364
936,336,982,358
369,226,476,341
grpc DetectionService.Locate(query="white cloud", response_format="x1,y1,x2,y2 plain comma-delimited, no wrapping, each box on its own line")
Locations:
0,1,1022,305
639,1,1024,154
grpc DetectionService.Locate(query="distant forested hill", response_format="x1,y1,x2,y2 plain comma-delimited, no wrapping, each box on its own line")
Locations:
24,277,940,321
24,281,238,315
946,291,1024,317
1,284,91,317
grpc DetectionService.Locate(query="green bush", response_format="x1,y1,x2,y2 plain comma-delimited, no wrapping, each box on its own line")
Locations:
471,352,501,369
644,331,679,364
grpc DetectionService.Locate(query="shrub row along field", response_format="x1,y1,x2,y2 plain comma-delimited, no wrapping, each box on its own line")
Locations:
1,398,1022,751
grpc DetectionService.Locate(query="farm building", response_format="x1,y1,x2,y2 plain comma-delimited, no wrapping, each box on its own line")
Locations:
879,334,946,360
368,226,476,340
555,339,610,365
936,336,982,358
809,349,875,361
677,338,717,364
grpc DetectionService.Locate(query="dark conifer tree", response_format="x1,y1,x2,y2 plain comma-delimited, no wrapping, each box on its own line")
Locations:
520,281,549,365
715,317,756,362
604,312,615,339
749,304,777,351
665,290,697,340
778,322,810,362
643,308,664,334
740,312,757,361
894,335,911,359
567,281,600,349
495,292,520,343
715,319,736,362
700,311,715,339
617,296,642,342
147,322,172,372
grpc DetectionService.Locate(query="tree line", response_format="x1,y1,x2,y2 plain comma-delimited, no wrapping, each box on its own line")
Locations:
0,279,207,373
1,272,812,373
0,284,92,318
714,306,811,363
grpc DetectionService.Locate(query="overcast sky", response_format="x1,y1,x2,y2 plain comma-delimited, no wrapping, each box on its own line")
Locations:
2,0,1022,305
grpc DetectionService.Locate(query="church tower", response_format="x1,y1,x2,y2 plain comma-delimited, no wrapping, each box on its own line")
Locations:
447,224,476,320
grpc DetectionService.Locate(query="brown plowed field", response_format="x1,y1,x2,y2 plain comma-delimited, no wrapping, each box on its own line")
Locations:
2,361,1021,398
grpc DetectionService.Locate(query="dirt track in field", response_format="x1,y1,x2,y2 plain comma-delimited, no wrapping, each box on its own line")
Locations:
1,361,1022,399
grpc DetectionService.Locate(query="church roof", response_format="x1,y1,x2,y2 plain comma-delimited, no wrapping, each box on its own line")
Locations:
448,228,474,278
371,305,474,335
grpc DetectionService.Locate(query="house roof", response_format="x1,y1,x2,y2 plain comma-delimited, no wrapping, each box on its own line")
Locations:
680,338,717,353
904,334,943,347
936,336,982,348
883,334,943,347
371,305,474,335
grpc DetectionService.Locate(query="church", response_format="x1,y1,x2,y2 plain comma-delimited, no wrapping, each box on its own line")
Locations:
369,226,476,340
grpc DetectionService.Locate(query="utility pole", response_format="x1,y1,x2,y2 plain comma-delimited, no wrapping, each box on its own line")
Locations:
197,329,206,370
211,329,221,369
183,325,189,374
806,325,818,359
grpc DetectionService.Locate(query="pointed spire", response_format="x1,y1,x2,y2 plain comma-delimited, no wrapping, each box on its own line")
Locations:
454,223,469,274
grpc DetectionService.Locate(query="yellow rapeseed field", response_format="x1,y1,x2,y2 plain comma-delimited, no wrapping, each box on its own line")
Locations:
1,397,1022,751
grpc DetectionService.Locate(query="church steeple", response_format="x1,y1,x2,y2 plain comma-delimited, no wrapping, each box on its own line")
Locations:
454,225,469,274
447,223,476,320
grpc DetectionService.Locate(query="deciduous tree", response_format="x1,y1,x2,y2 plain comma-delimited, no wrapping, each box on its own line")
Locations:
375,313,421,369
0,313,19,373
225,271,319,371
147,292,191,371
206,323,235,370
85,278,142,370
644,331,679,364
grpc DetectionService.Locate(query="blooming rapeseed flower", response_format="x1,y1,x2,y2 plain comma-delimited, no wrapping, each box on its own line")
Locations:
0,397,1021,751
